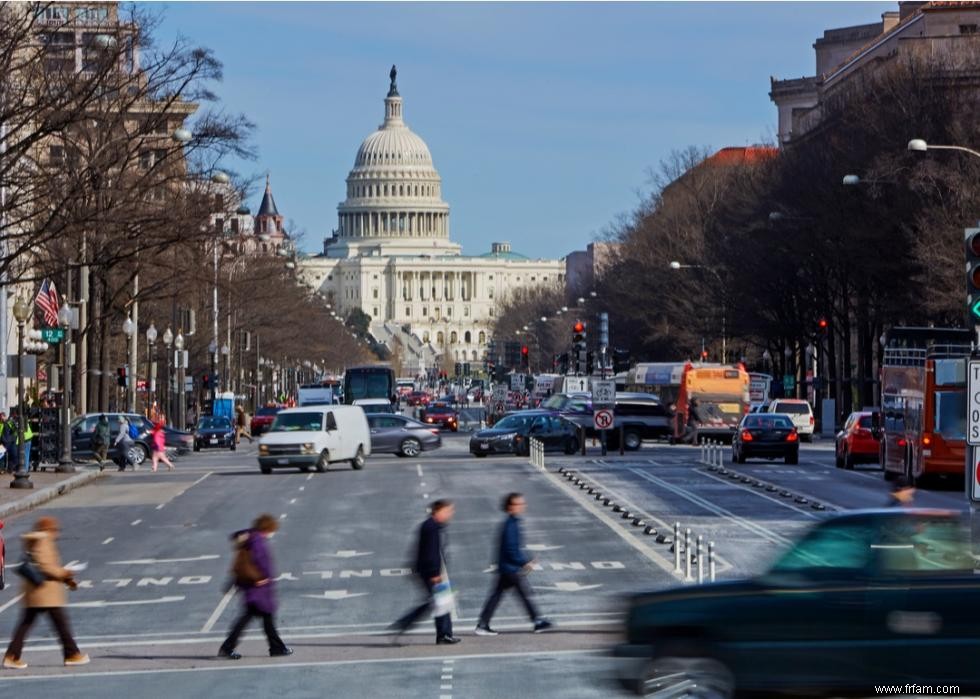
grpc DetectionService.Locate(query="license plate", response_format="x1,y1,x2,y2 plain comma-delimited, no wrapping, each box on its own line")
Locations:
210,438,218,444
277,458,288,465
480,442,489,449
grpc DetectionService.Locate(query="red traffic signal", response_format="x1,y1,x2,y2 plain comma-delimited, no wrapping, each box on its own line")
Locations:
573,321,585,334
818,318,828,330
521,345,529,356
701,350,708,360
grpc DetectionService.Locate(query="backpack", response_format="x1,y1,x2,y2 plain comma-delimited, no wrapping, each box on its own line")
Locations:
128,422,140,440
230,535,262,587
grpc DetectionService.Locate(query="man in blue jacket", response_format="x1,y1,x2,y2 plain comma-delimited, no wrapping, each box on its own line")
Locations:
390,499,459,644
475,493,553,635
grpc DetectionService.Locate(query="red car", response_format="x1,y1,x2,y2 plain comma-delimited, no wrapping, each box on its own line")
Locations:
422,402,458,432
406,391,431,407
250,405,282,436
835,410,880,469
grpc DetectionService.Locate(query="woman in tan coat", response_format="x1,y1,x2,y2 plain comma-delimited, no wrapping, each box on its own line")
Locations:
3,516,89,669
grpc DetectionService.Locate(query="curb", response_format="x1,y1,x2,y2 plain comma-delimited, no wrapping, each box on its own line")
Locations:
0,469,102,521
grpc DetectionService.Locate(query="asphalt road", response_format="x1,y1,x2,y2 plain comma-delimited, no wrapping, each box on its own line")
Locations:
0,431,968,698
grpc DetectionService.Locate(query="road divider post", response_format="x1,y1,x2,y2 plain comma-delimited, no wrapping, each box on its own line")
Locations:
685,528,693,581
673,522,681,572
697,535,704,584
708,541,716,582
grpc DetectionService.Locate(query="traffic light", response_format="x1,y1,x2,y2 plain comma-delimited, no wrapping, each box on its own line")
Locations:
818,317,828,331
572,321,586,346
612,348,631,373
966,226,980,322
701,350,709,361
202,373,210,390
520,345,529,370
116,366,127,387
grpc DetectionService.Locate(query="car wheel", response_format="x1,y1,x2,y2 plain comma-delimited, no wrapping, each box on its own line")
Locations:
260,464,272,474
315,449,329,473
834,446,843,468
130,444,148,467
473,452,487,458
843,448,854,470
643,655,734,699
801,433,812,443
564,437,579,455
785,452,798,465
736,449,746,464
350,446,365,470
400,438,422,458
299,466,311,473
624,430,642,451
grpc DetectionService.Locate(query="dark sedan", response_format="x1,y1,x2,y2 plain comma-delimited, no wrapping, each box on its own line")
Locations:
367,414,441,457
71,413,192,467
421,402,458,432
193,416,236,451
731,413,799,464
406,391,430,407
250,405,281,436
615,510,980,697
470,411,579,457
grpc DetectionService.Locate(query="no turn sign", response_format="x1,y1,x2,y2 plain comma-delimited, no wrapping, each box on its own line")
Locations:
594,408,614,431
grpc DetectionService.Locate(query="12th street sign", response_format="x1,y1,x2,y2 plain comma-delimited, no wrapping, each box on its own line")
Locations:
40,328,64,343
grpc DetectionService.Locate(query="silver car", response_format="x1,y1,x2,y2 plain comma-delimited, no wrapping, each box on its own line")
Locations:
367,414,442,457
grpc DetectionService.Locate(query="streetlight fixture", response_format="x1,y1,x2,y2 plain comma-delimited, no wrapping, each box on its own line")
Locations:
11,297,32,489
57,304,74,471
842,174,861,186
146,322,158,417
122,315,136,412
907,138,980,159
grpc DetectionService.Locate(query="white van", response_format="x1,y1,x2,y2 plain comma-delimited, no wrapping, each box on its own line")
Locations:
768,399,815,441
258,405,371,473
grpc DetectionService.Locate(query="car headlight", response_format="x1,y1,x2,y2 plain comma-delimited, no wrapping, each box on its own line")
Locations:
495,432,517,441
259,444,269,455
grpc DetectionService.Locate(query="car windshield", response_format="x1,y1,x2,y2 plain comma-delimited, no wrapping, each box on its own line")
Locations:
858,415,873,429
428,404,453,414
198,417,231,430
270,412,322,432
742,415,793,429
494,414,534,431
774,402,810,415
257,407,280,416
542,395,565,410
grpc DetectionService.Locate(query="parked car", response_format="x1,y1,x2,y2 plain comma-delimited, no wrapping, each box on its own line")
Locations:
541,392,670,450
353,398,396,415
406,391,430,407
470,410,579,457
767,399,815,441
250,405,282,436
731,413,799,464
257,405,370,473
71,413,192,467
367,414,441,457
193,416,236,452
421,402,458,432
835,410,880,470
615,509,980,697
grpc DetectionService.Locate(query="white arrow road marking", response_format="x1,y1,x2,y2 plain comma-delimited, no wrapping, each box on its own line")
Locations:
302,590,368,600
108,555,220,565
70,595,185,608
324,550,373,559
537,582,602,592
526,544,563,552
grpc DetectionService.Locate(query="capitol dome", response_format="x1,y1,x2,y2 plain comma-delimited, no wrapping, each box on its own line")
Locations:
332,66,455,254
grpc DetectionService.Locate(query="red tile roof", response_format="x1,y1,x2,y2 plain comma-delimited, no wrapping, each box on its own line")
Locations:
704,146,778,166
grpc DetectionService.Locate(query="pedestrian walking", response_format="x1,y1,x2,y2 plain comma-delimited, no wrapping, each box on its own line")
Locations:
3,516,89,669
475,493,553,636
114,417,137,472
218,514,292,660
93,414,110,470
389,499,460,644
150,420,174,472
887,475,916,507
1,415,16,473
235,406,253,445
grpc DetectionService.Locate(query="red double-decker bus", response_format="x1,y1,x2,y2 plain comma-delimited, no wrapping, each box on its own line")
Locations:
879,327,971,486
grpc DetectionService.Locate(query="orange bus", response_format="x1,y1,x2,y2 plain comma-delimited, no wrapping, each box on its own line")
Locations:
673,363,751,444
879,327,971,486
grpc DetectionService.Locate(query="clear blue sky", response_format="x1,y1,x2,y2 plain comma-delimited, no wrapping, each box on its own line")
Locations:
156,2,893,258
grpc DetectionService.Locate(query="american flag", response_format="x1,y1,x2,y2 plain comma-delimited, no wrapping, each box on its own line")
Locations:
34,278,60,327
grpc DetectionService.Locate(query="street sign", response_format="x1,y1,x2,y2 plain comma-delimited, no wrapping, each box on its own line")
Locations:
40,328,64,343
591,379,615,406
968,360,980,446
564,377,588,393
593,408,614,431
971,446,980,504
782,374,795,393
510,373,526,391
492,384,508,403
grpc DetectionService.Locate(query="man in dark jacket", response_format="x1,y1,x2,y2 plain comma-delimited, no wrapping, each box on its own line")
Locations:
390,499,459,644
218,514,292,659
93,414,110,470
475,493,553,635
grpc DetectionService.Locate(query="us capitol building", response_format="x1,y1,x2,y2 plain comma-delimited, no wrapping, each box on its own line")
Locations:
299,67,565,374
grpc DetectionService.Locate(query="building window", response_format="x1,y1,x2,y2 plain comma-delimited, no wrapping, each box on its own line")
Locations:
446,308,452,317
450,331,458,344
77,6,109,21
464,307,470,317
434,307,440,318
373,307,379,317
437,331,444,346
422,306,428,317
38,6,69,20
479,331,486,344
48,145,65,165
464,331,471,344
488,288,494,299
423,332,430,343
372,289,378,299
489,308,494,317
231,218,239,234
405,307,411,316
961,24,978,34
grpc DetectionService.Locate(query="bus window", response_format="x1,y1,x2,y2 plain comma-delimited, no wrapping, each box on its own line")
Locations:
934,391,966,440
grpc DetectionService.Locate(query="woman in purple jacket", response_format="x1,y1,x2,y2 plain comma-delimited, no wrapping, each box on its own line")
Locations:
218,514,291,659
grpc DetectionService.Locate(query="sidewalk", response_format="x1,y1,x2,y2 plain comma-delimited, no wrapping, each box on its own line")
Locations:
0,467,102,521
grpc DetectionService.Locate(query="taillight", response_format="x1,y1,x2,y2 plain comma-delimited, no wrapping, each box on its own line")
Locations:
898,438,907,447
809,415,815,425
430,429,439,435
740,430,753,441
786,430,798,442
922,435,932,446
743,405,750,414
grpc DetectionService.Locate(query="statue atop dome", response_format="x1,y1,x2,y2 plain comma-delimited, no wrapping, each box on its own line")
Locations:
388,64,399,97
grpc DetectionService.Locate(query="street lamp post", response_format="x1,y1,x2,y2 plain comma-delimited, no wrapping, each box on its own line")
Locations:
221,343,229,394
11,297,32,489
162,327,173,425
122,315,135,412
146,322,157,417
209,340,218,409
57,305,74,471
670,261,727,363
175,330,185,430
